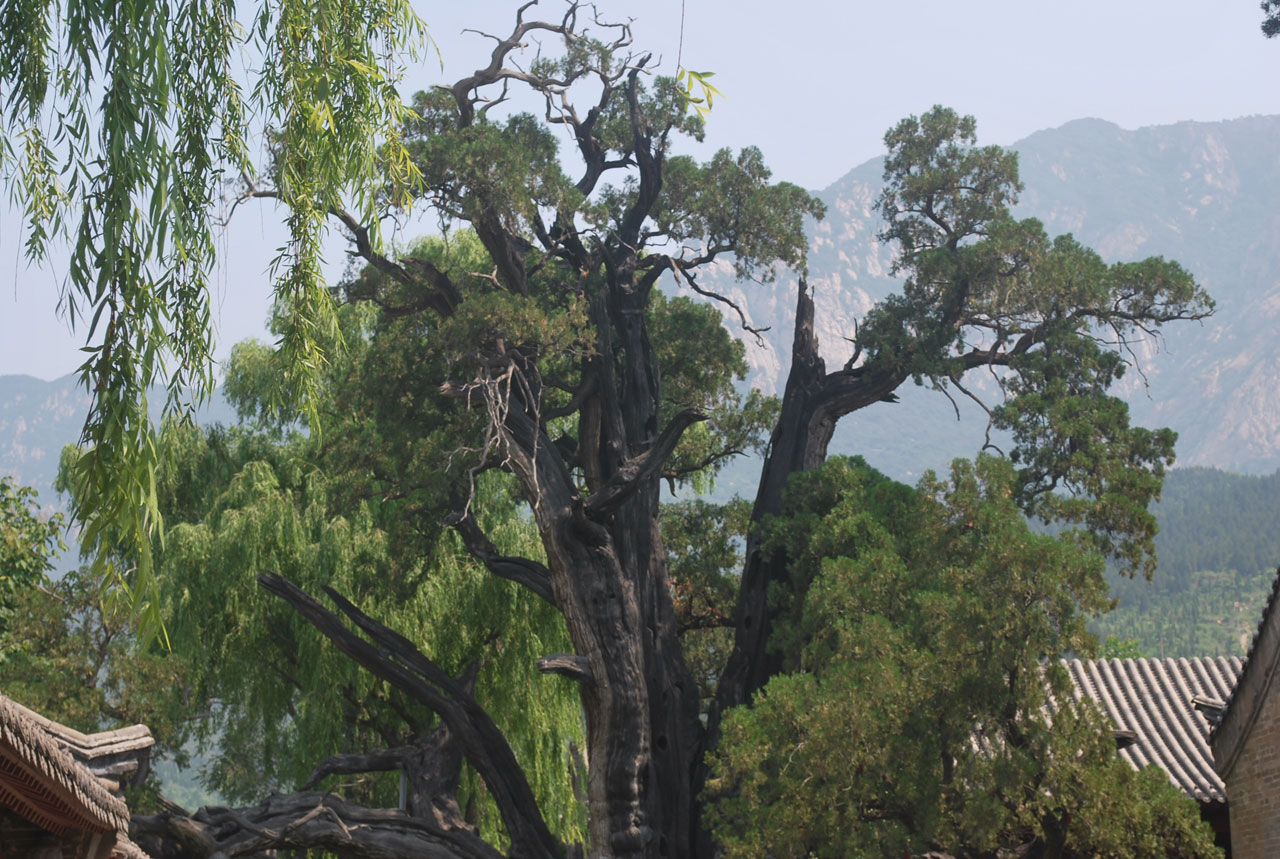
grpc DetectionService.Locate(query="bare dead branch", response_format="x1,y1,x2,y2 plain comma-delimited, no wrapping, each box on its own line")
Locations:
133,792,502,859
662,259,771,342
843,318,863,371
301,747,416,790
933,376,963,422
536,653,594,683
661,448,744,492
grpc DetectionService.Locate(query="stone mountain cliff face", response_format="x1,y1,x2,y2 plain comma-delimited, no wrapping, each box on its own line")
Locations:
707,114,1280,479
0,374,88,510
1014,116,1280,475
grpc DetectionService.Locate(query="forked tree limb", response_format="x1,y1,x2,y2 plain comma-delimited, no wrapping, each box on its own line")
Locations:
536,653,594,683
257,573,562,859
445,505,557,605
583,408,706,518
300,746,417,790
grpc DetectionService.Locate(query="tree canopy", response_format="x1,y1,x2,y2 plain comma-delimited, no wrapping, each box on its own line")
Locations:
706,456,1219,858
0,0,426,634
129,294,590,842
1264,0,1280,37
3,4,1217,858
0,476,64,626
0,478,188,809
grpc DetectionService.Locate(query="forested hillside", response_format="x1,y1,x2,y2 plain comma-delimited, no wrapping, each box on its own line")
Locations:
1148,468,1280,592
1095,467,1280,656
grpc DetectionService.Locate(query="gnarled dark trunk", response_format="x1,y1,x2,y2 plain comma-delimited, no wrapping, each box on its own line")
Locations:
714,280,834,715
714,279,905,720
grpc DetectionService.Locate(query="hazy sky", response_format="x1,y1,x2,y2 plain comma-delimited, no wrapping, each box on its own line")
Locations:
2,0,1275,380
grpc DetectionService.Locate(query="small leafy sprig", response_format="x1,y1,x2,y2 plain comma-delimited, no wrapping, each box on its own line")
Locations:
675,68,723,120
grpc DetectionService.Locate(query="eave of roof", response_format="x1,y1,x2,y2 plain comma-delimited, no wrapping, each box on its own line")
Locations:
12,699,155,761
0,695,130,835
1210,565,1280,779
1065,656,1242,803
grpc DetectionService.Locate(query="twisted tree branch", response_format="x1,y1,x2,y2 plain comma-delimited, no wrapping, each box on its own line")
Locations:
584,408,706,518
257,573,562,859
133,792,502,859
446,504,557,606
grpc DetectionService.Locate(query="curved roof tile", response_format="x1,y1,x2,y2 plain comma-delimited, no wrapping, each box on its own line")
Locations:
0,694,129,834
1064,656,1242,803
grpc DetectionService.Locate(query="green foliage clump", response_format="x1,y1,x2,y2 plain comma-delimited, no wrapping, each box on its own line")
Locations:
0,476,64,625
134,412,587,844
62,237,600,842
662,496,752,710
859,107,1211,581
1099,635,1147,659
648,292,779,491
706,455,1220,859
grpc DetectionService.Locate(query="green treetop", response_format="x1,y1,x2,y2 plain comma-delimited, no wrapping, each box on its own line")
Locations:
0,477,64,623
707,456,1220,859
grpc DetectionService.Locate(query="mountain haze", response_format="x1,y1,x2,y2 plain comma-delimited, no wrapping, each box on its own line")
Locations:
0,374,237,513
0,374,91,510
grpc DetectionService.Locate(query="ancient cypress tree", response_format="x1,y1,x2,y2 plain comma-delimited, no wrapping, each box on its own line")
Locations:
9,4,1213,858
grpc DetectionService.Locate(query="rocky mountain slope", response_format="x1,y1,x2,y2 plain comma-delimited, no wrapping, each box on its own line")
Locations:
0,374,91,510
0,374,236,513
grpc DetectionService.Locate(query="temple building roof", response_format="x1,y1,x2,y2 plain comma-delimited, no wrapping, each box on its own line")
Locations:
0,694,153,859
1064,656,1242,803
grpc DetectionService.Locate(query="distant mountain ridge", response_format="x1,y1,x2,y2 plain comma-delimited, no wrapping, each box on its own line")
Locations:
0,374,90,510
0,374,237,512
4,115,1280,495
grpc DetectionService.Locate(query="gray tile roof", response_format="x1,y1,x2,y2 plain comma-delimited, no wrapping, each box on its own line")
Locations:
0,693,129,835
14,698,154,793
1064,656,1242,803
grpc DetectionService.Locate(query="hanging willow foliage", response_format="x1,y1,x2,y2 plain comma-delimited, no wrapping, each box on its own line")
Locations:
0,0,426,637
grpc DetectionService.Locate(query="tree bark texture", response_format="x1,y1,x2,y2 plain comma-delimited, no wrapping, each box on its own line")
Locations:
133,792,503,859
